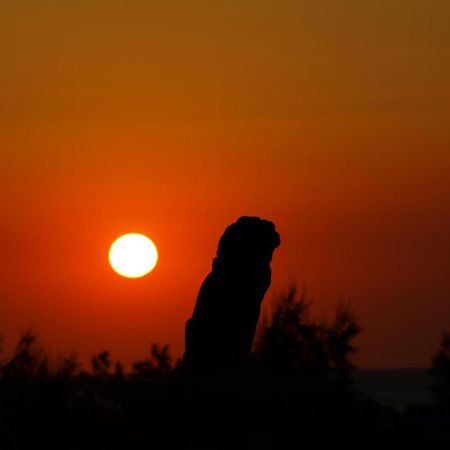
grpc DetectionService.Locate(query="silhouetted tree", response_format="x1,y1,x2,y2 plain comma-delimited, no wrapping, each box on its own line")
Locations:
56,351,80,379
326,299,361,383
114,361,125,380
91,350,112,377
255,282,361,383
429,331,450,405
131,344,174,378
0,333,4,365
1,329,49,379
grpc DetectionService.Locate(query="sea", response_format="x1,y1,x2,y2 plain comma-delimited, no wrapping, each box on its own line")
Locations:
353,368,433,412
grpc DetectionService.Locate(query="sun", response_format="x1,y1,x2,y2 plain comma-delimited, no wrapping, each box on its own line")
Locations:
109,233,158,278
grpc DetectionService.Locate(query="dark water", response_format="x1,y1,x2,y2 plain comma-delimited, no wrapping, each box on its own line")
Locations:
354,368,433,411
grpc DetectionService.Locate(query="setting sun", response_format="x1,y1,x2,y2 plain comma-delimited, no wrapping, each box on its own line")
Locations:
109,233,158,278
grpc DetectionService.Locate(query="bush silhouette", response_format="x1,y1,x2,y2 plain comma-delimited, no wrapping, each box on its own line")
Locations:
131,343,176,379
1,329,49,380
254,282,361,384
91,350,112,377
429,331,450,406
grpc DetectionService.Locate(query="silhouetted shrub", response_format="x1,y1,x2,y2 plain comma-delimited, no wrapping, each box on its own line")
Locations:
255,282,361,384
131,344,175,379
113,361,125,380
327,299,361,382
55,351,80,379
0,329,49,380
91,350,112,377
430,331,450,405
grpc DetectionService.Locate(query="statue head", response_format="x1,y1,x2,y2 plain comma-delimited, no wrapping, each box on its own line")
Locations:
215,216,281,269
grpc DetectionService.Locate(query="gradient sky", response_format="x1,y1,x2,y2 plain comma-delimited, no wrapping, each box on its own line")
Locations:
1,1,449,368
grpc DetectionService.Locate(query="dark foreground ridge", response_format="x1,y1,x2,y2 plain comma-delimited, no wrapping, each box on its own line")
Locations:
3,366,450,450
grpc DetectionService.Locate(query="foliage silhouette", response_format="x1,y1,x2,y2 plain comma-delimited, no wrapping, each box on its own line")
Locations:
131,343,176,379
1,328,49,380
91,350,112,377
429,331,450,406
57,351,80,379
255,282,361,385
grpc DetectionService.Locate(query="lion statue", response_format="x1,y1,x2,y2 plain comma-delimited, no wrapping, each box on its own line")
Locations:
183,216,280,372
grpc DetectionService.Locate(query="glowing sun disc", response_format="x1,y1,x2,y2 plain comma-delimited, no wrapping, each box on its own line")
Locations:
109,233,158,278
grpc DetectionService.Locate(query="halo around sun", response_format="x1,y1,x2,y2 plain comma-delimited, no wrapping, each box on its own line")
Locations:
109,233,158,278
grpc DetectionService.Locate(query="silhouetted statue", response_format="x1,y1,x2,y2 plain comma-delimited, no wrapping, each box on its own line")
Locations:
183,216,280,372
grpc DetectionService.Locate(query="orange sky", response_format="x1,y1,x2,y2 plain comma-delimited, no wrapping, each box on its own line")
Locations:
1,1,449,368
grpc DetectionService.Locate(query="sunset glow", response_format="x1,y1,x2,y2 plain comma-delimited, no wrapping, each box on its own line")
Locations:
1,0,449,370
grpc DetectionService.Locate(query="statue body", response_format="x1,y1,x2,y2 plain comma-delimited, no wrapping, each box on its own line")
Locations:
184,216,280,372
